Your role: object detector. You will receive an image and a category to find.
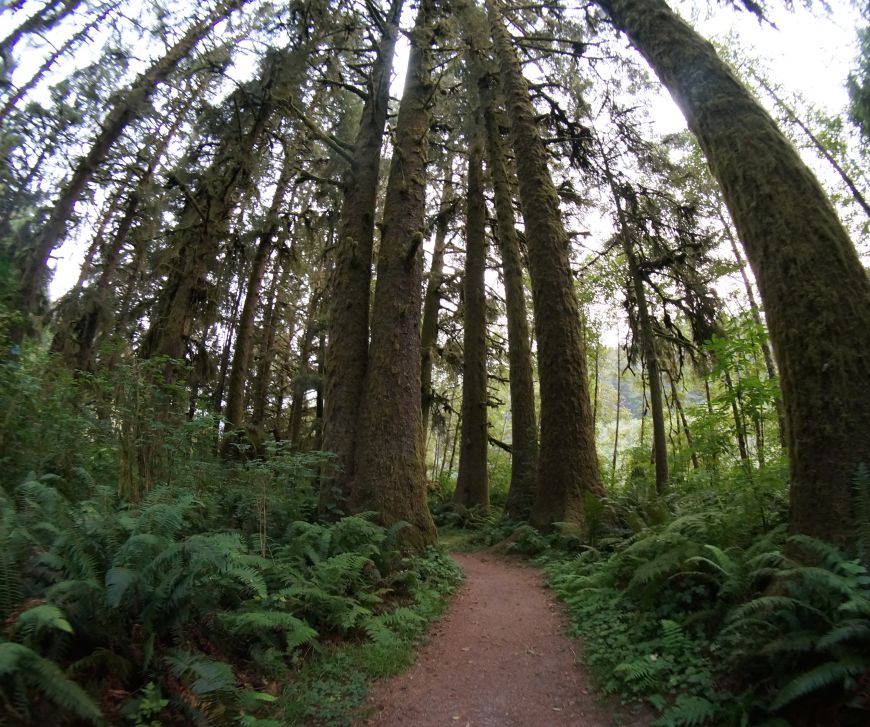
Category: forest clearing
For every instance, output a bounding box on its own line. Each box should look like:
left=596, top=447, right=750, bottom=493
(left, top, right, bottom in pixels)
left=1, top=0, right=869, bottom=724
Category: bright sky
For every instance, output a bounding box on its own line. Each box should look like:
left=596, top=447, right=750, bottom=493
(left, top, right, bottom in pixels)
left=26, top=0, right=864, bottom=299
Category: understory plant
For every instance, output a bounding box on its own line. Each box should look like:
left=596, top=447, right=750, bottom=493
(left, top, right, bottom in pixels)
left=0, top=472, right=460, bottom=726
left=542, top=464, right=869, bottom=726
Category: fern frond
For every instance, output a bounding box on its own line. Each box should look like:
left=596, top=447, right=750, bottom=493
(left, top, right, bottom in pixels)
left=770, top=656, right=867, bottom=710
left=166, top=651, right=237, bottom=695
left=0, top=641, right=102, bottom=721
left=658, top=694, right=717, bottom=726
left=786, top=535, right=847, bottom=569
left=223, top=566, right=268, bottom=599
left=104, top=566, right=137, bottom=607
left=727, top=595, right=802, bottom=622
left=13, top=604, right=74, bottom=642
left=815, top=620, right=870, bottom=650
left=760, top=630, right=820, bottom=656
left=222, top=610, right=318, bottom=651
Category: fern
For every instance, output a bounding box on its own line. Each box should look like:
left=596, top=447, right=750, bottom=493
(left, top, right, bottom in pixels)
left=166, top=650, right=237, bottom=695
left=223, top=610, right=317, bottom=644
left=0, top=641, right=102, bottom=722
left=657, top=694, right=717, bottom=726
left=852, top=463, right=870, bottom=566
left=13, top=603, right=74, bottom=643
left=769, top=656, right=867, bottom=710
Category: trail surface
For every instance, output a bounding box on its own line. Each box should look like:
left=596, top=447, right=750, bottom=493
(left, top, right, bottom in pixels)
left=360, top=551, right=649, bottom=727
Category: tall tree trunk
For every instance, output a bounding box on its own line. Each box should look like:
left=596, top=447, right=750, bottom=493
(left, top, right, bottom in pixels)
left=139, top=50, right=287, bottom=389
left=592, top=339, right=600, bottom=430
left=597, top=0, right=870, bottom=545
left=222, top=151, right=295, bottom=452
left=487, top=0, right=604, bottom=534
left=420, top=160, right=454, bottom=433
left=625, top=241, right=668, bottom=494
left=719, top=209, right=787, bottom=449
left=289, top=298, right=319, bottom=450
left=351, top=0, right=438, bottom=550
left=612, top=339, right=622, bottom=479
left=477, top=56, right=539, bottom=521
left=668, top=372, right=699, bottom=471
left=453, top=128, right=489, bottom=511
left=251, top=256, right=288, bottom=429
left=723, top=369, right=750, bottom=467
left=599, top=134, right=668, bottom=494
left=212, top=284, right=243, bottom=416
left=320, top=0, right=405, bottom=513
left=52, top=76, right=207, bottom=369
left=17, top=0, right=249, bottom=315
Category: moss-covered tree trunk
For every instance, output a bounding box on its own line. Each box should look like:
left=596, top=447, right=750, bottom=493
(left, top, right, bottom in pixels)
left=51, top=78, right=207, bottom=371
left=719, top=210, right=786, bottom=449
left=251, top=255, right=291, bottom=430
left=421, top=161, right=454, bottom=434
left=479, top=83, right=538, bottom=520
left=320, top=0, right=404, bottom=513
left=139, top=50, right=289, bottom=388
left=453, top=128, right=489, bottom=511
left=486, top=0, right=604, bottom=534
left=289, top=298, right=320, bottom=450
left=351, top=0, right=438, bottom=550
left=597, top=0, right=870, bottom=545
left=222, top=151, right=295, bottom=454
left=625, top=240, right=668, bottom=494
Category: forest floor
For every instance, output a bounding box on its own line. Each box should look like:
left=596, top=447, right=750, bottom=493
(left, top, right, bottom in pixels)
left=357, top=550, right=652, bottom=727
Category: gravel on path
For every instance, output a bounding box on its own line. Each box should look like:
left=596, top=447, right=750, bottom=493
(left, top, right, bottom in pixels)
left=359, top=551, right=651, bottom=727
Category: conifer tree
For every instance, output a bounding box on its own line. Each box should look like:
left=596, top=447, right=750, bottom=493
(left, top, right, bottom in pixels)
left=486, top=0, right=604, bottom=534
left=351, top=0, right=439, bottom=548
left=597, top=0, right=870, bottom=545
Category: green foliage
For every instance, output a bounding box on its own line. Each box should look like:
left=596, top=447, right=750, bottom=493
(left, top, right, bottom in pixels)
left=0, top=641, right=102, bottom=723
left=541, top=459, right=870, bottom=726
left=0, top=423, right=460, bottom=726
left=724, top=536, right=870, bottom=718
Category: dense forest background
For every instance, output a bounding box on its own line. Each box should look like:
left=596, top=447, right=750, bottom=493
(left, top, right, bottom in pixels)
left=1, top=0, right=869, bottom=724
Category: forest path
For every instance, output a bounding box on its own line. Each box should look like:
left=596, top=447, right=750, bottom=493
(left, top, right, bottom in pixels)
left=359, top=551, right=648, bottom=727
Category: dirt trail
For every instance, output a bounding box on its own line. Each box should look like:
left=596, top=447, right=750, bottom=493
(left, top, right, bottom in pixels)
left=360, top=552, right=649, bottom=727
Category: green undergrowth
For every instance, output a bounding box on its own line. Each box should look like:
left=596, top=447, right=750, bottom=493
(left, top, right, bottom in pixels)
left=0, top=473, right=461, bottom=726
left=0, top=347, right=462, bottom=726
left=463, top=465, right=870, bottom=726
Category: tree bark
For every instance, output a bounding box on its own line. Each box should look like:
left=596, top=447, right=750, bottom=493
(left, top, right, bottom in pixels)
left=251, top=255, right=289, bottom=429
left=222, top=151, right=295, bottom=452
left=52, top=76, right=207, bottom=370
left=597, top=0, right=870, bottom=545
left=351, top=0, right=438, bottom=550
left=471, top=48, right=540, bottom=521
left=320, top=0, right=404, bottom=513
left=719, top=209, right=787, bottom=449
left=139, top=49, right=286, bottom=389
left=421, top=160, right=454, bottom=434
left=487, top=0, right=604, bottom=534
left=625, top=241, right=668, bottom=494
left=453, top=127, right=489, bottom=511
